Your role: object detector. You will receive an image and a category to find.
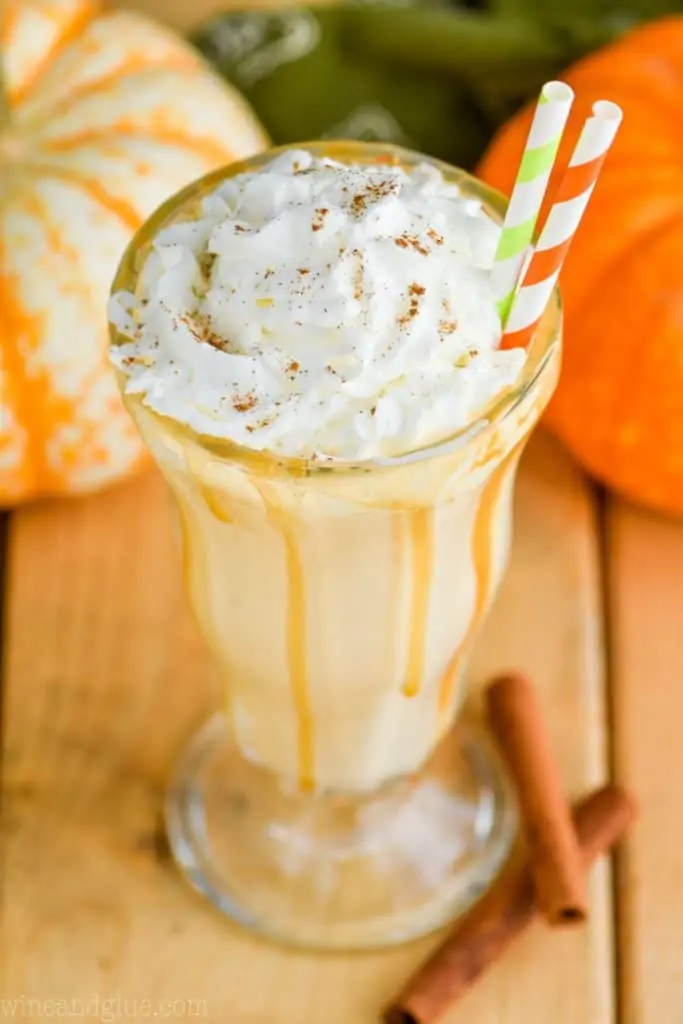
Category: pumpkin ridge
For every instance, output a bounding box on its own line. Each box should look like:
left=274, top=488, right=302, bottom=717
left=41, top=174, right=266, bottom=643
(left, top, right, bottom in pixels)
left=1, top=229, right=113, bottom=500
left=41, top=125, right=236, bottom=167
left=556, top=203, right=682, bottom=336
left=0, top=5, right=19, bottom=48
left=8, top=1, right=99, bottom=107
left=29, top=189, right=90, bottom=275
left=20, top=163, right=142, bottom=231
left=0, top=262, right=49, bottom=494
left=547, top=209, right=683, bottom=484
left=23, top=57, right=202, bottom=132
left=569, top=67, right=683, bottom=128
left=0, top=0, right=268, bottom=505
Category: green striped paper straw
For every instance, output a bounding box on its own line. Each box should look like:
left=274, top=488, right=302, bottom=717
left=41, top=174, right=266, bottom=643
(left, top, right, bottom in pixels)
left=493, top=81, right=574, bottom=327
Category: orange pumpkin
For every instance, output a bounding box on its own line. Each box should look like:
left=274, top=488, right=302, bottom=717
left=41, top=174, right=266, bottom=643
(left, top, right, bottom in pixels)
left=0, top=0, right=267, bottom=505
left=478, top=17, right=683, bottom=517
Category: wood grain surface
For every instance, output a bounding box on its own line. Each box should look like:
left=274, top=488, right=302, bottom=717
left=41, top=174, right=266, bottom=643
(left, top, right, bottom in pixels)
left=607, top=499, right=683, bottom=1024
left=1, top=433, right=613, bottom=1023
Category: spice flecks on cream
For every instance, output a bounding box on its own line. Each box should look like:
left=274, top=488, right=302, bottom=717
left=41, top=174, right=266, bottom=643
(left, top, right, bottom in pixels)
left=109, top=149, right=526, bottom=460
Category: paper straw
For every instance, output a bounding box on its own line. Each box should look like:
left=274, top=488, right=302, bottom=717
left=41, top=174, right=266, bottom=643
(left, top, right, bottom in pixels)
left=502, top=100, right=623, bottom=347
left=492, top=81, right=574, bottom=325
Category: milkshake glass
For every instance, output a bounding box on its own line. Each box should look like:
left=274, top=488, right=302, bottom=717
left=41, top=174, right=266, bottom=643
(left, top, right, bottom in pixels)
left=109, top=142, right=561, bottom=949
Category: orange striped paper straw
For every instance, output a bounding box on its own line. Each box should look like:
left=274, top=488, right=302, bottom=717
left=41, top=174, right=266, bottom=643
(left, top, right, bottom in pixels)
left=502, top=100, right=623, bottom=349
left=492, top=81, right=574, bottom=324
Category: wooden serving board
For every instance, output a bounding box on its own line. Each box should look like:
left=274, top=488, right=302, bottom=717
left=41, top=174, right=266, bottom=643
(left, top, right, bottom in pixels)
left=2, top=432, right=612, bottom=1024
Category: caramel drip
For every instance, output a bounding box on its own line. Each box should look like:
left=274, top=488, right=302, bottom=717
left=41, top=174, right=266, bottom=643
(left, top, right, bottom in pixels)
left=392, top=514, right=409, bottom=687
left=281, top=517, right=315, bottom=790
left=177, top=496, right=234, bottom=732
left=253, top=482, right=315, bottom=791
left=438, top=445, right=522, bottom=716
left=182, top=444, right=233, bottom=523
left=201, top=484, right=232, bottom=522
left=178, top=503, right=195, bottom=598
left=402, top=507, right=435, bottom=698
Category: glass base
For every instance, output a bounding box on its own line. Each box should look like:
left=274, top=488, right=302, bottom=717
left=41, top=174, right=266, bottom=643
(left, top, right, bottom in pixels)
left=166, top=715, right=517, bottom=951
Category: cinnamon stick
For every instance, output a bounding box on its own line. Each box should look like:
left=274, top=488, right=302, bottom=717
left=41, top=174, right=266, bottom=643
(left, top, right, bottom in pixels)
left=384, top=784, right=635, bottom=1024
left=487, top=673, right=587, bottom=925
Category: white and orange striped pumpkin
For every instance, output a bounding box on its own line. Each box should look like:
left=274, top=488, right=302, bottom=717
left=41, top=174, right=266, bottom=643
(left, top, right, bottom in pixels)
left=0, top=0, right=267, bottom=504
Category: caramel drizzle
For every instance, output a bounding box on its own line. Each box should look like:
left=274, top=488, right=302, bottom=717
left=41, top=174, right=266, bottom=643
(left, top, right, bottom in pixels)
left=253, top=482, right=315, bottom=791
left=183, top=442, right=234, bottom=525
left=280, top=516, right=315, bottom=791
left=177, top=496, right=234, bottom=731
left=438, top=444, right=523, bottom=716
left=177, top=502, right=196, bottom=611
left=402, top=507, right=435, bottom=697
left=201, top=484, right=232, bottom=523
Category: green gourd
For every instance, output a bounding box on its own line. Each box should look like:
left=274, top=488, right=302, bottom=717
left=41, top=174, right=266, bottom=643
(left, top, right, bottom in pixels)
left=191, top=1, right=653, bottom=169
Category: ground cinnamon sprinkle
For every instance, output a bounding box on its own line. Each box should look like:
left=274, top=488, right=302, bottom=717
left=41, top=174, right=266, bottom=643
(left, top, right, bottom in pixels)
left=351, top=193, right=366, bottom=217
left=351, top=249, right=364, bottom=301
left=287, top=360, right=300, bottom=374
left=395, top=233, right=429, bottom=256
left=349, top=178, right=398, bottom=218
left=398, top=298, right=421, bottom=328
left=395, top=282, right=426, bottom=328
left=312, top=207, right=329, bottom=232
left=439, top=299, right=458, bottom=337
left=439, top=319, right=459, bottom=338
left=233, top=393, right=256, bottom=413
left=427, top=227, right=444, bottom=246
left=178, top=312, right=228, bottom=352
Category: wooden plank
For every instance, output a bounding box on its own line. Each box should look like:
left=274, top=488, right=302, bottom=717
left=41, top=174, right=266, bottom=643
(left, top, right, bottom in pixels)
left=607, top=498, right=683, bottom=1024
left=1, top=432, right=613, bottom=1024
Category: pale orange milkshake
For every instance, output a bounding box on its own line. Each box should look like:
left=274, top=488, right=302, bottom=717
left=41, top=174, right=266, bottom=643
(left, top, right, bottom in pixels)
left=110, top=142, right=560, bottom=948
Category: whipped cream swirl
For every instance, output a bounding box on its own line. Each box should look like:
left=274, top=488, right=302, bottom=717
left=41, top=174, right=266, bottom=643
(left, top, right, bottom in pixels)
left=109, top=148, right=526, bottom=461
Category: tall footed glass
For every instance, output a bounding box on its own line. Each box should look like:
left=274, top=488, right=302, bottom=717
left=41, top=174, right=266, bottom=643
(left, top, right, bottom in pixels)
left=110, top=142, right=561, bottom=950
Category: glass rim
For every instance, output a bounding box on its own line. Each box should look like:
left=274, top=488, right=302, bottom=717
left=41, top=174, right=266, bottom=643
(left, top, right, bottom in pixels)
left=110, top=140, right=562, bottom=476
